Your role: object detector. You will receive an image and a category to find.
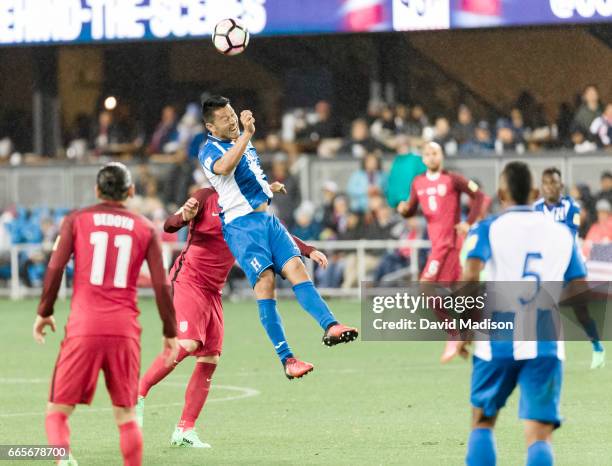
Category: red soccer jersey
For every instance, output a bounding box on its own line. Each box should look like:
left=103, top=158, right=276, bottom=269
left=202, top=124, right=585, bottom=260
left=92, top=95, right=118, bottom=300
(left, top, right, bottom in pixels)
left=403, top=170, right=483, bottom=251
left=165, top=188, right=315, bottom=293
left=37, top=202, right=176, bottom=340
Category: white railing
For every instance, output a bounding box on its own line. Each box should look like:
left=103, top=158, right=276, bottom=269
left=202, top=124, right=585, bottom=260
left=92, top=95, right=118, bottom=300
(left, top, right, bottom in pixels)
left=0, top=239, right=433, bottom=300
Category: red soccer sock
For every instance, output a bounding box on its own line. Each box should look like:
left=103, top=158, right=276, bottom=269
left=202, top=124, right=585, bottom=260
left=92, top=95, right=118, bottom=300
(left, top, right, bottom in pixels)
left=139, top=346, right=191, bottom=398
left=45, top=411, right=70, bottom=462
left=118, top=420, right=142, bottom=466
left=178, top=362, right=217, bottom=430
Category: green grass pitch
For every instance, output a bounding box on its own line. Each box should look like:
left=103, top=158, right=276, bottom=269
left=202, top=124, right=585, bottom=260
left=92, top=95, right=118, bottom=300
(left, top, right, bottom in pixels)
left=0, top=298, right=610, bottom=465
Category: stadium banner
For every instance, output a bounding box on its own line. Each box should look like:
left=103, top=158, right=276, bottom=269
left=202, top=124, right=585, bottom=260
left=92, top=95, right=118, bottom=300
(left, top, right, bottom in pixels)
left=0, top=0, right=394, bottom=46
left=392, top=0, right=451, bottom=31
left=450, top=0, right=612, bottom=28
left=361, top=281, right=612, bottom=341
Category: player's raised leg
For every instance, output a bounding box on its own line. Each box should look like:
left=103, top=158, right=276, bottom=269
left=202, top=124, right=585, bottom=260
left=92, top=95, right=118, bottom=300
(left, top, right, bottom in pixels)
left=281, top=256, right=358, bottom=346
left=254, top=268, right=313, bottom=379
left=137, top=342, right=193, bottom=427
left=170, top=353, right=217, bottom=448
left=113, top=406, right=142, bottom=466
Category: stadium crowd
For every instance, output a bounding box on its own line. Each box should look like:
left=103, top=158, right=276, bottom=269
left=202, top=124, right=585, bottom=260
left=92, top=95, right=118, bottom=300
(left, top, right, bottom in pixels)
left=1, top=84, right=611, bottom=288
left=1, top=86, right=612, bottom=165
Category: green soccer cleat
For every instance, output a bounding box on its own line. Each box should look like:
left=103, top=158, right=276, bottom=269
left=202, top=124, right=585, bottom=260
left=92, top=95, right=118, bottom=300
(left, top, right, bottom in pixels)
left=58, top=453, right=78, bottom=466
left=591, top=349, right=605, bottom=369
left=170, top=426, right=211, bottom=448
left=136, top=395, right=145, bottom=428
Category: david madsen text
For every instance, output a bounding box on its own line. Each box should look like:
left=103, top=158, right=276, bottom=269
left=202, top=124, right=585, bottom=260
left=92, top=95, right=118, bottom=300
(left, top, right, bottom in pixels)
left=371, top=292, right=514, bottom=331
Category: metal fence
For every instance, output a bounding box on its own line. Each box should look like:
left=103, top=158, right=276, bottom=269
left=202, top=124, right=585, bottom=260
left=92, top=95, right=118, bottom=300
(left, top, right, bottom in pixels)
left=0, top=239, right=432, bottom=300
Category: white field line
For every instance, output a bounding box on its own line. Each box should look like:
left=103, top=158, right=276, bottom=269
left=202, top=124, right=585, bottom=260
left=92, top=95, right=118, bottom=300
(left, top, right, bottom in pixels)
left=0, top=382, right=259, bottom=418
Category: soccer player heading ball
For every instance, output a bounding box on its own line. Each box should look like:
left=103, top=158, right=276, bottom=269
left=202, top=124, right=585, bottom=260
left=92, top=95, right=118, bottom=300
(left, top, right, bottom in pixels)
left=198, top=96, right=358, bottom=378
left=34, top=162, right=179, bottom=466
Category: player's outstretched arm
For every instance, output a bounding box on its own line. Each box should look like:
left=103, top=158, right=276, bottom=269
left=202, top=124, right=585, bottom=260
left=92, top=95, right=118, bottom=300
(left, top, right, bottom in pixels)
left=291, top=236, right=328, bottom=269
left=164, top=198, right=199, bottom=232
left=452, top=173, right=485, bottom=225
left=213, top=110, right=255, bottom=176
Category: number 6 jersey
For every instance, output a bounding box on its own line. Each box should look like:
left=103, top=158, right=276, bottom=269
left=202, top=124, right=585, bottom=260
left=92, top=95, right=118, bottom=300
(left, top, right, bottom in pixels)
left=37, top=202, right=176, bottom=340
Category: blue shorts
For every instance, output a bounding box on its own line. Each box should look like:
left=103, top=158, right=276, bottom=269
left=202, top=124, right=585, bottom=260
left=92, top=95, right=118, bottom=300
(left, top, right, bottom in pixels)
left=470, top=356, right=563, bottom=428
left=223, top=212, right=301, bottom=287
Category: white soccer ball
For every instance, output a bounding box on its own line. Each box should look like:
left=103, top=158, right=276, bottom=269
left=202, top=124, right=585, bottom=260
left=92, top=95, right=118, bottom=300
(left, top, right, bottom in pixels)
left=212, top=18, right=250, bottom=56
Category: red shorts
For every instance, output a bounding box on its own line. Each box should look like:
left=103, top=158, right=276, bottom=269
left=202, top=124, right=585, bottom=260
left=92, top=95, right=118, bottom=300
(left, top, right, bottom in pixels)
left=172, top=280, right=224, bottom=357
left=49, top=335, right=140, bottom=407
left=421, top=247, right=462, bottom=282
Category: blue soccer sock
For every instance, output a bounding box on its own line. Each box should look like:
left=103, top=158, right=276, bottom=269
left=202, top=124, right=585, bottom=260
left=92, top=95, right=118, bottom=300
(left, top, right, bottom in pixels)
left=582, top=318, right=604, bottom=352
left=292, top=281, right=337, bottom=330
left=257, top=299, right=293, bottom=364
left=526, top=441, right=553, bottom=466
left=466, top=428, right=496, bottom=466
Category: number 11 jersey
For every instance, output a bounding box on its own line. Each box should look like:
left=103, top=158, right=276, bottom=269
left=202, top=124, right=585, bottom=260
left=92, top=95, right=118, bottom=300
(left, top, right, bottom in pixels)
left=37, top=202, right=173, bottom=340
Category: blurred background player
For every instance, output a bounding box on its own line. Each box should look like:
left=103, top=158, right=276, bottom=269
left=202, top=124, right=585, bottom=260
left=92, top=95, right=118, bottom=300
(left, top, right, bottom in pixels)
left=199, top=95, right=358, bottom=378
left=137, top=187, right=326, bottom=447
left=459, top=161, right=587, bottom=466
left=33, top=163, right=178, bottom=466
left=534, top=167, right=605, bottom=368
left=397, top=141, right=484, bottom=362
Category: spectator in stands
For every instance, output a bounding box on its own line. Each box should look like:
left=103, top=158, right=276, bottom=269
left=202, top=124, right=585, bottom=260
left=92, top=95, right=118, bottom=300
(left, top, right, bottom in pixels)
left=338, top=118, right=388, bottom=158
left=268, top=154, right=301, bottom=229
left=90, top=110, right=117, bottom=155
left=573, top=85, right=602, bottom=135
left=373, top=216, right=423, bottom=285
left=147, top=105, right=179, bottom=155
left=583, top=199, right=612, bottom=259
left=132, top=178, right=165, bottom=219
left=461, top=121, right=494, bottom=155
left=494, top=118, right=525, bottom=155
left=320, top=194, right=350, bottom=239
left=596, top=171, right=612, bottom=205
left=162, top=150, right=195, bottom=212
left=452, top=104, right=475, bottom=148
left=177, top=103, right=203, bottom=153
left=346, top=152, right=388, bottom=213
left=291, top=201, right=321, bottom=240
left=394, top=104, right=409, bottom=134
left=371, top=105, right=399, bottom=145
left=402, top=104, right=429, bottom=137
left=570, top=183, right=597, bottom=229
left=316, top=181, right=338, bottom=233
left=386, top=138, right=427, bottom=208
left=571, top=129, right=598, bottom=154
left=509, top=107, right=529, bottom=143
left=430, top=117, right=457, bottom=156
left=589, top=103, right=612, bottom=148
left=297, top=100, right=341, bottom=144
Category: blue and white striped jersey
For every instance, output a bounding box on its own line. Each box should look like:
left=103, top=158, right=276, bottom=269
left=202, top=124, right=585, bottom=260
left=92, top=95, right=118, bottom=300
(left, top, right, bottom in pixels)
left=464, top=206, right=587, bottom=361
left=199, top=134, right=272, bottom=224
left=533, top=195, right=580, bottom=235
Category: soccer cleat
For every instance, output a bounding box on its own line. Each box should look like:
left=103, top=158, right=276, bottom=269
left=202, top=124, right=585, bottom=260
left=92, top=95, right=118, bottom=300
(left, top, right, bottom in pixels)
left=170, top=426, right=211, bottom=448
left=440, top=339, right=462, bottom=363
left=136, top=395, right=145, bottom=428
left=591, top=349, right=605, bottom=369
left=284, top=357, right=314, bottom=379
left=58, top=453, right=78, bottom=466
left=322, top=324, right=359, bottom=346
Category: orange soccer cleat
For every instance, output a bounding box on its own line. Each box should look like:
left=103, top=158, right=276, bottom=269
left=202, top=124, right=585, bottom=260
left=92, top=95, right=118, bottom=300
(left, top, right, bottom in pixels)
left=322, top=323, right=359, bottom=347
left=284, top=357, right=314, bottom=380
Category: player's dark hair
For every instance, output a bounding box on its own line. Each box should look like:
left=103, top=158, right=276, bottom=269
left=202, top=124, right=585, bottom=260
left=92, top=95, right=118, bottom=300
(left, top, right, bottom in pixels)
left=542, top=167, right=562, bottom=179
left=601, top=170, right=612, bottom=180
left=96, top=162, right=132, bottom=201
left=501, top=161, right=532, bottom=205
left=202, top=95, right=230, bottom=124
